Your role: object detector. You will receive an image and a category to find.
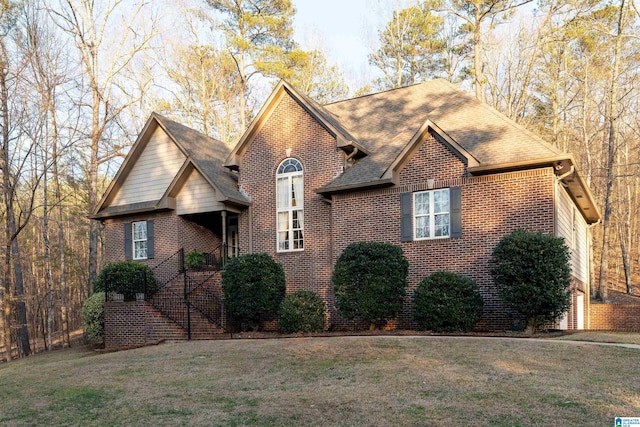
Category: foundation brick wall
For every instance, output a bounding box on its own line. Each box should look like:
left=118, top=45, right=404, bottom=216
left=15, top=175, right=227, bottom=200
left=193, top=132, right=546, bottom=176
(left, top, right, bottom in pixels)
left=238, top=91, right=342, bottom=319
left=103, top=211, right=220, bottom=270
left=589, top=303, right=640, bottom=331
left=104, top=301, right=186, bottom=349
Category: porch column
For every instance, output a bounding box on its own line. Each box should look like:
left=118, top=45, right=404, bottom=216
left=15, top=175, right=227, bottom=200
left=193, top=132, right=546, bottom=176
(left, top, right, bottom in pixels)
left=221, top=210, right=227, bottom=248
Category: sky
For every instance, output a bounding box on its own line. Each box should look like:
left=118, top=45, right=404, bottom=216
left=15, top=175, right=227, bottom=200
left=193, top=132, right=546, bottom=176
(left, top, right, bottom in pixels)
left=290, top=0, right=539, bottom=91
left=291, top=0, right=395, bottom=90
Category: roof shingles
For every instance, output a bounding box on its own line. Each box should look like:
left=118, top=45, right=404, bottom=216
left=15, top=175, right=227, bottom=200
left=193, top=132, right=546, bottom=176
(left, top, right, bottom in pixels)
left=320, top=79, right=564, bottom=190
left=155, top=114, right=248, bottom=205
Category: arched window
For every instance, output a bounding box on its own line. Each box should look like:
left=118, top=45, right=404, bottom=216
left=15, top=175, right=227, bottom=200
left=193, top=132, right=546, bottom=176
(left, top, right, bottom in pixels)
left=276, top=158, right=304, bottom=251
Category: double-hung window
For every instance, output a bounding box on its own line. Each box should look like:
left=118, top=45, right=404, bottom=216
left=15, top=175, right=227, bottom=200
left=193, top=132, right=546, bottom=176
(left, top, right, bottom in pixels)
left=124, top=220, right=154, bottom=260
left=276, top=158, right=304, bottom=252
left=132, top=221, right=148, bottom=259
left=413, top=189, right=450, bottom=239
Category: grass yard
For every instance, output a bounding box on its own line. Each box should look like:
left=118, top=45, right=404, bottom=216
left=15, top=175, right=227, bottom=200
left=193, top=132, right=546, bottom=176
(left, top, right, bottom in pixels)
left=1, top=335, right=639, bottom=426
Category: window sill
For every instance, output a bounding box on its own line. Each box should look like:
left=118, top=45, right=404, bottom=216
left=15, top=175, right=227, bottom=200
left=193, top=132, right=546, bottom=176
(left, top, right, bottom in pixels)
left=276, top=249, right=304, bottom=254
left=413, top=236, right=451, bottom=241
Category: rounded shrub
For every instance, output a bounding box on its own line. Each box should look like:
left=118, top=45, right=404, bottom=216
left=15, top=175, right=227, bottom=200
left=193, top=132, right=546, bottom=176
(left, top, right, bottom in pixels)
left=222, top=253, right=286, bottom=331
left=413, top=271, right=483, bottom=332
left=279, top=291, right=326, bottom=333
left=332, top=241, right=409, bottom=329
left=93, top=261, right=158, bottom=300
left=82, top=292, right=105, bottom=344
left=491, top=230, right=571, bottom=333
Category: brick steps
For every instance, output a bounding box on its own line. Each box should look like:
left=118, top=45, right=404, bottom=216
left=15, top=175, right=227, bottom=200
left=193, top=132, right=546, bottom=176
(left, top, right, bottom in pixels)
left=144, top=305, right=188, bottom=340
left=149, top=271, right=225, bottom=339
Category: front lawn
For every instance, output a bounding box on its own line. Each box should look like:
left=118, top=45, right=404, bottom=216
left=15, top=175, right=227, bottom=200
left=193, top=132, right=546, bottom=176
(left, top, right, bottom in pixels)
left=1, top=335, right=638, bottom=426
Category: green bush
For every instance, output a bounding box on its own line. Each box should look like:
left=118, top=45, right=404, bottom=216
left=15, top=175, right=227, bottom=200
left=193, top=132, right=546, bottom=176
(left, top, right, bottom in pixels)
left=491, top=230, right=571, bottom=333
left=413, top=271, right=483, bottom=332
left=279, top=291, right=326, bottom=333
left=82, top=292, right=105, bottom=344
left=222, top=253, right=286, bottom=331
left=332, top=241, right=409, bottom=329
left=93, top=261, right=158, bottom=300
left=186, top=250, right=206, bottom=269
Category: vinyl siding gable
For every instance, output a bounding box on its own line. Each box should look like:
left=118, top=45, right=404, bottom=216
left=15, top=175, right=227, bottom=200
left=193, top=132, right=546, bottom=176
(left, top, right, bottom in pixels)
left=111, top=126, right=186, bottom=206
left=175, top=168, right=223, bottom=215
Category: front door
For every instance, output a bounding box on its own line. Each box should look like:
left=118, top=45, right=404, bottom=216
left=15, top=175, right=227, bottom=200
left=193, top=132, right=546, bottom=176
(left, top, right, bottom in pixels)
left=226, top=215, right=239, bottom=259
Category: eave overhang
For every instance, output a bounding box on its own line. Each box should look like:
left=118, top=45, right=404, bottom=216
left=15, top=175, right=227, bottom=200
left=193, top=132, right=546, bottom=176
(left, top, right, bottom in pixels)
left=315, top=178, right=394, bottom=196
left=469, top=155, right=601, bottom=224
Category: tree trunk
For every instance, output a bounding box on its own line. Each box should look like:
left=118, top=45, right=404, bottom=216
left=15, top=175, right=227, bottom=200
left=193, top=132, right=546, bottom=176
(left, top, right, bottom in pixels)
left=8, top=213, right=31, bottom=357
left=473, top=12, right=484, bottom=101
left=88, top=86, right=100, bottom=295
left=1, top=46, right=31, bottom=359
left=51, top=104, right=70, bottom=348
left=619, top=224, right=632, bottom=294
left=43, top=143, right=53, bottom=350
left=597, top=0, right=627, bottom=301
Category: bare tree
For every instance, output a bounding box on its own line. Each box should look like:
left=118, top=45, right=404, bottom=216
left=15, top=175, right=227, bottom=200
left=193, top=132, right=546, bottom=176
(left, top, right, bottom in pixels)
left=49, top=0, right=159, bottom=293
left=597, top=0, right=630, bottom=301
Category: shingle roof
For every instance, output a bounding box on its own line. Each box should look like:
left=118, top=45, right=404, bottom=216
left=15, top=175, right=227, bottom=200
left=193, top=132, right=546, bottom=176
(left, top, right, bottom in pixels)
left=320, top=79, right=564, bottom=191
left=154, top=114, right=248, bottom=205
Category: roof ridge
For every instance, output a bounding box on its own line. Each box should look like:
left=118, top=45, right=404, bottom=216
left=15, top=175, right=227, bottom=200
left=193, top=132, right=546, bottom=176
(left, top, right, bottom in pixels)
left=323, top=81, right=425, bottom=106
left=153, top=112, right=226, bottom=146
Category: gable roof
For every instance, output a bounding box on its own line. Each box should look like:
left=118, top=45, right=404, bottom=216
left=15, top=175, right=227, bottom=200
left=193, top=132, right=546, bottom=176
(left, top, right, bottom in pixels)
left=309, top=79, right=599, bottom=223
left=225, top=80, right=366, bottom=170
left=156, top=115, right=247, bottom=205
left=92, top=113, right=248, bottom=219
left=319, top=79, right=565, bottom=191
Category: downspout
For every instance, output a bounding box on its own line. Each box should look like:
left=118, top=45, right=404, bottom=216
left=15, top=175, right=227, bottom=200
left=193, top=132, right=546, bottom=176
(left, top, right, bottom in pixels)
left=343, top=147, right=359, bottom=169
left=248, top=205, right=253, bottom=254
left=556, top=165, right=575, bottom=182
left=552, top=165, right=574, bottom=237
left=221, top=210, right=227, bottom=265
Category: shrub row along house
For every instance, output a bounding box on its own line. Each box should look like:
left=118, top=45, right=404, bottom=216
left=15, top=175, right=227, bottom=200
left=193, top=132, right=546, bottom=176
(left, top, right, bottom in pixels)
left=92, top=79, right=600, bottom=342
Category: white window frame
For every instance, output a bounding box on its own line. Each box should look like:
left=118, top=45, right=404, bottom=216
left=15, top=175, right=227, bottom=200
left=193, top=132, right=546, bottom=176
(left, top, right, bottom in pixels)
left=276, top=158, right=304, bottom=252
left=413, top=189, right=450, bottom=240
left=132, top=221, right=148, bottom=260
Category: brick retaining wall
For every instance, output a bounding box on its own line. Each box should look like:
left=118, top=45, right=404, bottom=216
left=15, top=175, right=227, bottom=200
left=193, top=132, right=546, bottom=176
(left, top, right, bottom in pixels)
left=589, top=303, right=640, bottom=331
left=105, top=301, right=186, bottom=349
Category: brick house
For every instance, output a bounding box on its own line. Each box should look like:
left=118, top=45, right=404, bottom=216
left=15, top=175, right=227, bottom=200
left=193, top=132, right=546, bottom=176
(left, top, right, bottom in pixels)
left=94, top=79, right=600, bottom=334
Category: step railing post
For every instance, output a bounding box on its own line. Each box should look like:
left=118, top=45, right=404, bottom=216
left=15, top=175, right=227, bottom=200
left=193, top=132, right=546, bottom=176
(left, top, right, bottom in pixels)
left=185, top=276, right=191, bottom=340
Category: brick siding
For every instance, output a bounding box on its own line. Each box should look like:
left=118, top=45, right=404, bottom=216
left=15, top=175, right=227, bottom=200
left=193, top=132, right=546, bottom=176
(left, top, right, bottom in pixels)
left=103, top=211, right=221, bottom=270
left=104, top=301, right=186, bottom=349
left=103, top=91, right=587, bottom=335
left=332, top=167, right=555, bottom=330
left=236, top=91, right=561, bottom=331
left=237, top=91, right=342, bottom=326
left=589, top=303, right=640, bottom=331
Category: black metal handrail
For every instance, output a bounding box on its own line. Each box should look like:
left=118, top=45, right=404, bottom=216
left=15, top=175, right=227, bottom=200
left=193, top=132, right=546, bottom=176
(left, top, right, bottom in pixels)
left=184, top=273, right=225, bottom=328
left=104, top=269, right=153, bottom=302
left=152, top=248, right=185, bottom=289
left=105, top=244, right=233, bottom=337
left=188, top=242, right=237, bottom=272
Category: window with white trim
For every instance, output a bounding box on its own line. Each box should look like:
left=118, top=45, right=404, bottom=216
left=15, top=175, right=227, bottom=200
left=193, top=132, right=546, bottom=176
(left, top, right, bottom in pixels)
left=132, top=221, right=148, bottom=259
left=413, top=189, right=450, bottom=239
left=276, top=158, right=304, bottom=252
